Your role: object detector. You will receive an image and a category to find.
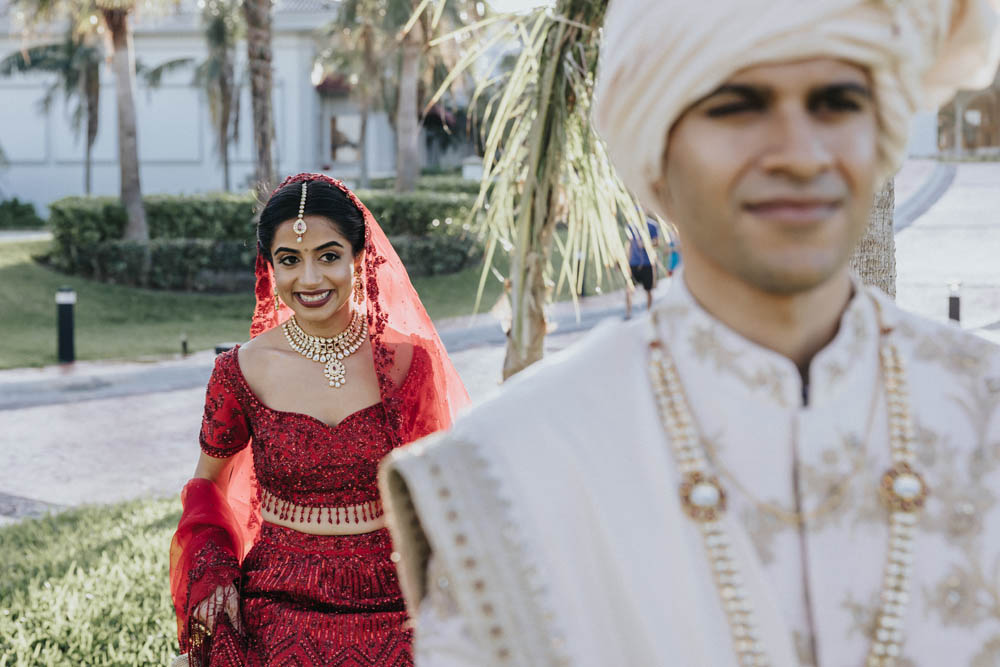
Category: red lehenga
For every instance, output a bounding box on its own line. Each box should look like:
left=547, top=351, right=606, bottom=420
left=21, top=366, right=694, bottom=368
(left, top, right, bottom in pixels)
left=169, top=174, right=470, bottom=666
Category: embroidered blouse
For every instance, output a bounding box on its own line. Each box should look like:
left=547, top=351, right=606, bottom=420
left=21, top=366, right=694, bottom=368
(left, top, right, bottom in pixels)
left=199, top=346, right=418, bottom=508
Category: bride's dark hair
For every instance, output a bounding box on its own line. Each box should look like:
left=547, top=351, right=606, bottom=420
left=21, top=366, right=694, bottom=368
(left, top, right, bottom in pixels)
left=257, top=179, right=366, bottom=261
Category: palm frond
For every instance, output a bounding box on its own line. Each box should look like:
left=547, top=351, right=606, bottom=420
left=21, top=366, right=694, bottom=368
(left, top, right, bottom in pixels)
left=429, top=0, right=642, bottom=364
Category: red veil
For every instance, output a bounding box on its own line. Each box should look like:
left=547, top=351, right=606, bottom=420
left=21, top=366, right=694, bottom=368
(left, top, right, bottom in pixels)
left=169, top=174, right=470, bottom=660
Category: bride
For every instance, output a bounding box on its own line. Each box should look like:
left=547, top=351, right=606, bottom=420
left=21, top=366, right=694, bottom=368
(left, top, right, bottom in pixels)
left=169, top=173, right=469, bottom=666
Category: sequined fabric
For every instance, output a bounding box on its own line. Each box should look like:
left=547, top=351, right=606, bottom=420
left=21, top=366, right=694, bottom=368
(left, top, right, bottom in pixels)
left=240, top=524, right=411, bottom=666
left=191, top=348, right=418, bottom=665
left=201, top=346, right=421, bottom=509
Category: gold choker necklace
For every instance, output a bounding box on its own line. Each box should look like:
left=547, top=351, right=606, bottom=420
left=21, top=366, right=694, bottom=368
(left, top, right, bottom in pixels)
left=282, top=311, right=367, bottom=388
left=647, top=298, right=928, bottom=667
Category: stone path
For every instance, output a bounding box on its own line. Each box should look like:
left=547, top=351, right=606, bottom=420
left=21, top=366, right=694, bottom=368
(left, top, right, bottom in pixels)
left=896, top=162, right=1000, bottom=331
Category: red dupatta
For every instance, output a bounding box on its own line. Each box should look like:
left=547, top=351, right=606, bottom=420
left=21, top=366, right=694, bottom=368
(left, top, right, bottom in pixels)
left=169, top=173, right=470, bottom=662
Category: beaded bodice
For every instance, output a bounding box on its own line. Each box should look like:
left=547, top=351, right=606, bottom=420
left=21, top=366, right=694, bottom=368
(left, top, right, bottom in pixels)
left=200, top=346, right=407, bottom=508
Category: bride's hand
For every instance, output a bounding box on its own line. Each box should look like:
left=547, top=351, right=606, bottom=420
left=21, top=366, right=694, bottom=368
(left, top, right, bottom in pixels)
left=192, top=584, right=242, bottom=634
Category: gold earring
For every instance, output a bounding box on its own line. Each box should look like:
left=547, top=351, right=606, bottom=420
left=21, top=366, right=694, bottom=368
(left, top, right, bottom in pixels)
left=273, top=284, right=281, bottom=313
left=353, top=276, right=365, bottom=305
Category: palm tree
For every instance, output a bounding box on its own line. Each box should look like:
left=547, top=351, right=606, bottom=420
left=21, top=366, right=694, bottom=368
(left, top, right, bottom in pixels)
left=141, top=0, right=242, bottom=190
left=199, top=0, right=240, bottom=191
left=242, top=0, right=275, bottom=195
left=331, top=0, right=481, bottom=192
left=850, top=180, right=896, bottom=297
left=15, top=0, right=152, bottom=239
left=319, top=0, right=387, bottom=188
left=96, top=0, right=147, bottom=240
left=429, top=0, right=637, bottom=377
left=0, top=29, right=102, bottom=193
left=394, top=6, right=423, bottom=192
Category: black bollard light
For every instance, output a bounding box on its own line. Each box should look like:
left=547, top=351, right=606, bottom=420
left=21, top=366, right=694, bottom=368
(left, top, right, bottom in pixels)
left=56, top=286, right=76, bottom=363
left=948, top=281, right=961, bottom=324
left=181, top=333, right=189, bottom=356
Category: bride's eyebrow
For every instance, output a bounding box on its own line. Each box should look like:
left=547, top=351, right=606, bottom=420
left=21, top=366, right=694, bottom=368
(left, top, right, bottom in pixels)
left=275, top=240, right=345, bottom=255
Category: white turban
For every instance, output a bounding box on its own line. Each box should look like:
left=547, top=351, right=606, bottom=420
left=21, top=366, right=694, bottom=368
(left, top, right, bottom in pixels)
left=592, top=0, right=1000, bottom=217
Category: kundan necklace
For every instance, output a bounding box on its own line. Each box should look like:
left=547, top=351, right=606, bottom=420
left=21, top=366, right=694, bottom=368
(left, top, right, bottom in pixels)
left=647, top=299, right=928, bottom=667
left=282, top=310, right=367, bottom=389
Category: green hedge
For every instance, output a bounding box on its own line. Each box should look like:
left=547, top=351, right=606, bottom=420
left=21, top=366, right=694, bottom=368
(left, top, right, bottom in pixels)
left=70, top=233, right=477, bottom=291
left=354, top=189, right=476, bottom=236
left=47, top=190, right=480, bottom=288
left=0, top=197, right=45, bottom=229
left=390, top=233, right=482, bottom=277
left=367, top=175, right=483, bottom=195
left=48, top=194, right=256, bottom=274
left=87, top=239, right=257, bottom=291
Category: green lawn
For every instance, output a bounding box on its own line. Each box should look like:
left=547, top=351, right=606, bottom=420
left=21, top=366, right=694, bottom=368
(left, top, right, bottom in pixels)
left=0, top=237, right=626, bottom=369
left=0, top=241, right=255, bottom=369
left=0, top=497, right=182, bottom=666
left=0, top=240, right=506, bottom=369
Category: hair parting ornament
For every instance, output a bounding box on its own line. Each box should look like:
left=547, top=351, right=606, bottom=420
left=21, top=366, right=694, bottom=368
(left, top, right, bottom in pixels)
left=293, top=182, right=308, bottom=242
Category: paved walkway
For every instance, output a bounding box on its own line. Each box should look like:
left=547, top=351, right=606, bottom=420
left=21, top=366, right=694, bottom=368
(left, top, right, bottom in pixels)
left=0, top=229, right=52, bottom=243
left=2, top=158, right=998, bottom=524
left=896, top=161, right=1000, bottom=331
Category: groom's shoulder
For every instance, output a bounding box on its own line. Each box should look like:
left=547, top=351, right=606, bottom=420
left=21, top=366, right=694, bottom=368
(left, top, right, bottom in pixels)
left=868, top=288, right=1000, bottom=390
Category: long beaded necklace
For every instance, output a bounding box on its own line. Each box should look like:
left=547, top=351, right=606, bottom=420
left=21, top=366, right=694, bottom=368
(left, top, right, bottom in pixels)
left=647, top=300, right=928, bottom=667
left=282, top=310, right=367, bottom=388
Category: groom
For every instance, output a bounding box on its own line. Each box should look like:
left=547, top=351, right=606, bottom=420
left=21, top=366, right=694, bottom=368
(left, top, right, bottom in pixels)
left=381, top=1, right=1000, bottom=665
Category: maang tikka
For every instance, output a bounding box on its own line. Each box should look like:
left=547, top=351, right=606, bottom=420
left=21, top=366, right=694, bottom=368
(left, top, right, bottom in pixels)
left=293, top=181, right=308, bottom=242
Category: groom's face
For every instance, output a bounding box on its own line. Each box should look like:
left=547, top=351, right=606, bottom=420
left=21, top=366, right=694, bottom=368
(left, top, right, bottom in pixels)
left=653, top=58, right=879, bottom=295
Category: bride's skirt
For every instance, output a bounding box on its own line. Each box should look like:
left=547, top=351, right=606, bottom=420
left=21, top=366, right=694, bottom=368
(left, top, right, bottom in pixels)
left=210, top=522, right=412, bottom=666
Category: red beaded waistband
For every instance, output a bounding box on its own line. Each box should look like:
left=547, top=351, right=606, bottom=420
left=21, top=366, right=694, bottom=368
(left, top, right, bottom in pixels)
left=260, top=487, right=384, bottom=525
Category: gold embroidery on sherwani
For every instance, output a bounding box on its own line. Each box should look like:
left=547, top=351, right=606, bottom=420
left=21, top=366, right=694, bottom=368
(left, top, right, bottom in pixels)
left=792, top=630, right=817, bottom=666
left=925, top=563, right=990, bottom=627
left=688, top=324, right=790, bottom=406
left=840, top=593, right=918, bottom=667
left=657, top=281, right=1000, bottom=664
left=971, top=635, right=1000, bottom=667
left=914, top=327, right=990, bottom=377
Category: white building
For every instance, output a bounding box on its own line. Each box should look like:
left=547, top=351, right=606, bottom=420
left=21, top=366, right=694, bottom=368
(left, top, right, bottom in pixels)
left=0, top=0, right=413, bottom=213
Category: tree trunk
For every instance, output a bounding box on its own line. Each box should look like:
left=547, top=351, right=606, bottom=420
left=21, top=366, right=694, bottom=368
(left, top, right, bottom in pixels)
left=500, top=19, right=570, bottom=378
left=219, top=52, right=234, bottom=191
left=104, top=9, right=147, bottom=240
left=502, top=221, right=556, bottom=379
left=394, top=25, right=421, bottom=193
left=953, top=94, right=967, bottom=157
left=84, top=133, right=93, bottom=195
left=244, top=0, right=275, bottom=195
left=84, top=60, right=99, bottom=195
left=358, top=26, right=374, bottom=189
left=359, top=104, right=370, bottom=189
left=850, top=179, right=896, bottom=298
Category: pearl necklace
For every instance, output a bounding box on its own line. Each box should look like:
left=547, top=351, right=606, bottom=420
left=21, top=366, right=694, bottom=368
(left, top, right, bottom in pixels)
left=647, top=302, right=928, bottom=667
left=282, top=310, right=367, bottom=388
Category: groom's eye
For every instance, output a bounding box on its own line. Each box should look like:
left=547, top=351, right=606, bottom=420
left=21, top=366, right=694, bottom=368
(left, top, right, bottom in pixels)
left=702, top=86, right=768, bottom=118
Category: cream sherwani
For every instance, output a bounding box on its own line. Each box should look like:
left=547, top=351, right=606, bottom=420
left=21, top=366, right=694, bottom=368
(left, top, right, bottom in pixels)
left=381, top=275, right=1000, bottom=666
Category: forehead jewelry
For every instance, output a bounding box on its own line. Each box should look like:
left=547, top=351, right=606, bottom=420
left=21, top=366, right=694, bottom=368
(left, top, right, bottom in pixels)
left=293, top=182, right=308, bottom=243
